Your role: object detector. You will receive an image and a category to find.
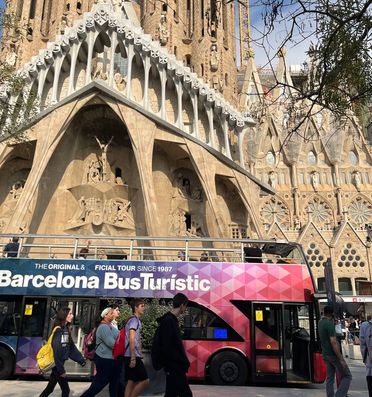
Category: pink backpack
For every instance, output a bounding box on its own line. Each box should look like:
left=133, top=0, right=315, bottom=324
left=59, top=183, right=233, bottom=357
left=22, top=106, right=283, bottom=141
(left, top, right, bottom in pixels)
left=83, top=327, right=97, bottom=361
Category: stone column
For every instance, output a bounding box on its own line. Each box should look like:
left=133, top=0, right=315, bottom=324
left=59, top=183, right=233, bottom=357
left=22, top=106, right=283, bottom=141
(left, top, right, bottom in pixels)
left=125, top=43, right=134, bottom=99
left=116, top=104, right=161, bottom=236
left=142, top=52, right=151, bottom=110
left=68, top=43, right=80, bottom=95
left=108, top=31, right=118, bottom=87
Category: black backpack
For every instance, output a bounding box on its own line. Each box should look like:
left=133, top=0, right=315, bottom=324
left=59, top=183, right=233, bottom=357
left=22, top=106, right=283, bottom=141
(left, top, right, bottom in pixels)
left=151, top=323, right=165, bottom=370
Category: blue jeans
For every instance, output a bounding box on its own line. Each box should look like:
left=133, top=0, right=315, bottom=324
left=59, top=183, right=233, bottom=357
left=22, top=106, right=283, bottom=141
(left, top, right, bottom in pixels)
left=80, top=355, right=120, bottom=397
left=324, top=355, right=352, bottom=397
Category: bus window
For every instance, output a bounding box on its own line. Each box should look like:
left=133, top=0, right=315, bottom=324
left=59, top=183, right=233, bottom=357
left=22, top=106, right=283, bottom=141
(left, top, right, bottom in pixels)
left=21, top=298, right=47, bottom=337
left=183, top=302, right=243, bottom=341
left=0, top=299, right=21, bottom=335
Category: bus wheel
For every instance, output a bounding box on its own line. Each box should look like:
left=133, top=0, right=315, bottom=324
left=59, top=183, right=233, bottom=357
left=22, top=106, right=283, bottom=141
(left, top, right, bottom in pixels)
left=209, top=351, right=248, bottom=386
left=0, top=346, right=14, bottom=379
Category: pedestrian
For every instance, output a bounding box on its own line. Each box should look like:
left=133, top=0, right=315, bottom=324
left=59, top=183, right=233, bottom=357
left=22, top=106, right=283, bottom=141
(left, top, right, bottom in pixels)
left=359, top=314, right=372, bottom=396
left=157, top=292, right=192, bottom=397
left=123, top=298, right=149, bottom=397
left=111, top=304, right=120, bottom=329
left=334, top=318, right=345, bottom=388
left=3, top=237, right=20, bottom=258
left=80, top=307, right=121, bottom=397
left=319, top=305, right=352, bottom=397
left=39, top=307, right=86, bottom=397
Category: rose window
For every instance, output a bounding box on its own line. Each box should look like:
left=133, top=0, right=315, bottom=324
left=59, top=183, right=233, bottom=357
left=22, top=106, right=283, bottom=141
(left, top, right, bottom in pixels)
left=260, top=198, right=290, bottom=228
left=348, top=197, right=372, bottom=228
left=305, top=197, right=333, bottom=228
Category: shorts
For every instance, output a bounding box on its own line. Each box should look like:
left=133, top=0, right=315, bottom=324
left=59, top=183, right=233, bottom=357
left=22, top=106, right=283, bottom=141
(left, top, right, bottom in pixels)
left=124, top=357, right=148, bottom=382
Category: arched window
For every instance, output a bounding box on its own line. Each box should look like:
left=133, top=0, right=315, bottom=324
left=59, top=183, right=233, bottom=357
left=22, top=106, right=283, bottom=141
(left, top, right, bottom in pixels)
left=307, top=151, right=317, bottom=165
left=348, top=150, right=358, bottom=165
left=338, top=278, right=352, bottom=295
left=266, top=151, right=275, bottom=166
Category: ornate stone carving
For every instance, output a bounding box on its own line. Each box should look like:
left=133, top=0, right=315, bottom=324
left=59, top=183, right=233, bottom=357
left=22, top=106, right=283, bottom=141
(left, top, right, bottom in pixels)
left=311, top=171, right=319, bottom=191
left=260, top=197, right=290, bottom=229
left=169, top=208, right=187, bottom=236
left=114, top=70, right=127, bottom=91
left=348, top=197, right=372, bottom=228
left=353, top=171, right=362, bottom=191
left=268, top=171, right=278, bottom=188
left=5, top=46, right=17, bottom=67
left=69, top=196, right=134, bottom=229
left=92, top=58, right=108, bottom=81
left=305, top=196, right=333, bottom=228
left=158, top=15, right=169, bottom=45
left=86, top=159, right=103, bottom=183
left=9, top=180, right=25, bottom=200
left=172, top=173, right=192, bottom=199
left=95, top=136, right=113, bottom=182
left=210, top=45, right=219, bottom=72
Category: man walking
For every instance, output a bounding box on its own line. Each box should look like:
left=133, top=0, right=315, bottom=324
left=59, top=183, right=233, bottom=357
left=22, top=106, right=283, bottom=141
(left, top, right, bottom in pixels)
left=124, top=299, right=149, bottom=397
left=158, top=292, right=192, bottom=397
left=359, top=314, right=372, bottom=396
left=319, top=305, right=352, bottom=397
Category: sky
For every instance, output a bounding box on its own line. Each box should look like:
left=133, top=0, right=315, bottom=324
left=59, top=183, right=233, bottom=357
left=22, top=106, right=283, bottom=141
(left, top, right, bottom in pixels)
left=242, top=0, right=313, bottom=69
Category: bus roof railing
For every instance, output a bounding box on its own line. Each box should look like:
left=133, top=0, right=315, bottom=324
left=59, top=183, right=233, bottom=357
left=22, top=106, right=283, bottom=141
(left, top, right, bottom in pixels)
left=0, top=234, right=305, bottom=264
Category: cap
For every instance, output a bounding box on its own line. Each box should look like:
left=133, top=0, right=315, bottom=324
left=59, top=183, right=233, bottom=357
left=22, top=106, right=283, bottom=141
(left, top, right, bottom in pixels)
left=101, top=307, right=112, bottom=318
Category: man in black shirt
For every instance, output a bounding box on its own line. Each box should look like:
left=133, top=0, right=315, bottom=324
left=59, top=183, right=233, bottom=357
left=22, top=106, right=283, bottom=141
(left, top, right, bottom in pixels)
left=3, top=237, right=19, bottom=258
left=158, top=293, right=192, bottom=397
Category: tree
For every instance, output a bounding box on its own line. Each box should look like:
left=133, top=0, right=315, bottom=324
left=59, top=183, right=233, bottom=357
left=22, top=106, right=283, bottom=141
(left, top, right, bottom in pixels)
left=0, top=0, right=38, bottom=141
left=243, top=0, right=371, bottom=135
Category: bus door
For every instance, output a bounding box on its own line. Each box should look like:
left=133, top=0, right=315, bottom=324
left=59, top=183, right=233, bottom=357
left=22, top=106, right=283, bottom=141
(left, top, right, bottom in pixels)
left=15, top=297, right=48, bottom=375
left=48, top=298, right=98, bottom=377
left=251, top=302, right=285, bottom=382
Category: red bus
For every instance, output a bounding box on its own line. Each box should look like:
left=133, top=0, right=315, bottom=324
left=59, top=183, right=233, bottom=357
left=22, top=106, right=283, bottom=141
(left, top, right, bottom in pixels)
left=0, top=234, right=325, bottom=385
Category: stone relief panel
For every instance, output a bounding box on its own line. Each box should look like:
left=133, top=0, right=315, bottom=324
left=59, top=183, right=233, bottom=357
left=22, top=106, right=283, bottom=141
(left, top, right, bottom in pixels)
left=168, top=169, right=205, bottom=237
left=68, top=195, right=134, bottom=230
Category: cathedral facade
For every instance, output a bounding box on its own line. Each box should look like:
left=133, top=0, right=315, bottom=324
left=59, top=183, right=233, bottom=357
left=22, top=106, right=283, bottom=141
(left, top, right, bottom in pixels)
left=0, top=0, right=371, bottom=297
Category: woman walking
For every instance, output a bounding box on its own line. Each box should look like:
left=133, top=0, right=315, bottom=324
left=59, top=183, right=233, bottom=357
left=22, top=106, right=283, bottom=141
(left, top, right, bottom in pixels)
left=39, top=307, right=86, bottom=397
left=80, top=307, right=121, bottom=397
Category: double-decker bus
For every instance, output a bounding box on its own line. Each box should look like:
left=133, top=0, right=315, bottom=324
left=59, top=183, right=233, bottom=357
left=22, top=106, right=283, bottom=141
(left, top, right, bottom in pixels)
left=0, top=234, right=325, bottom=385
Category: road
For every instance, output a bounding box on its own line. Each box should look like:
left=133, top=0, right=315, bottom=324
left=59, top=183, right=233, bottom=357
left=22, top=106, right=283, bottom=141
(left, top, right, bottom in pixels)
left=0, top=359, right=368, bottom=397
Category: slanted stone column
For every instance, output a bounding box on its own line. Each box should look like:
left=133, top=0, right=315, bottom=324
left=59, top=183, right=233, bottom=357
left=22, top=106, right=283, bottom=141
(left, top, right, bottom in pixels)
left=205, top=100, right=215, bottom=149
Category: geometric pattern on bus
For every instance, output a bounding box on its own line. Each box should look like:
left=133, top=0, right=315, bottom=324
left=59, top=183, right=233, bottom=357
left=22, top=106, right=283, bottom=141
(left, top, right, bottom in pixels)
left=15, top=337, right=43, bottom=375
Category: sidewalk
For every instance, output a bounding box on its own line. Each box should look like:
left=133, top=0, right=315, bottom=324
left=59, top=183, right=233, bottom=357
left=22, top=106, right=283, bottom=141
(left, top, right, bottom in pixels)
left=0, top=380, right=367, bottom=397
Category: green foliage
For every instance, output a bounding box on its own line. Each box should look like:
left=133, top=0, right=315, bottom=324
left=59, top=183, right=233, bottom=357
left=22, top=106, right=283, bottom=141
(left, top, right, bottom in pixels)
left=118, top=299, right=172, bottom=350
left=0, top=1, right=38, bottom=141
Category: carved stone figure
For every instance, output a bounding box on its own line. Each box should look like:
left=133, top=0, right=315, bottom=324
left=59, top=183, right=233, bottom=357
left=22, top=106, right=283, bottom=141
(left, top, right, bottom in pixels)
left=158, top=15, right=169, bottom=45
left=311, top=171, right=319, bottom=191
left=9, top=180, right=25, bottom=200
left=87, top=159, right=102, bottom=183
left=268, top=171, right=277, bottom=188
left=169, top=208, right=187, bottom=236
left=353, top=171, right=362, bottom=191
left=92, top=58, right=108, bottom=81
left=191, top=188, right=202, bottom=201
left=95, top=136, right=113, bottom=182
left=210, top=45, right=219, bottom=72
left=5, top=46, right=17, bottom=67
left=73, top=196, right=87, bottom=222
left=186, top=217, right=204, bottom=237
left=114, top=70, right=127, bottom=91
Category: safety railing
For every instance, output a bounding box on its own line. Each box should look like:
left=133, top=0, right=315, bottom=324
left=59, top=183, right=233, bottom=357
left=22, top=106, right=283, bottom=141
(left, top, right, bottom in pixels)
left=0, top=233, right=306, bottom=264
